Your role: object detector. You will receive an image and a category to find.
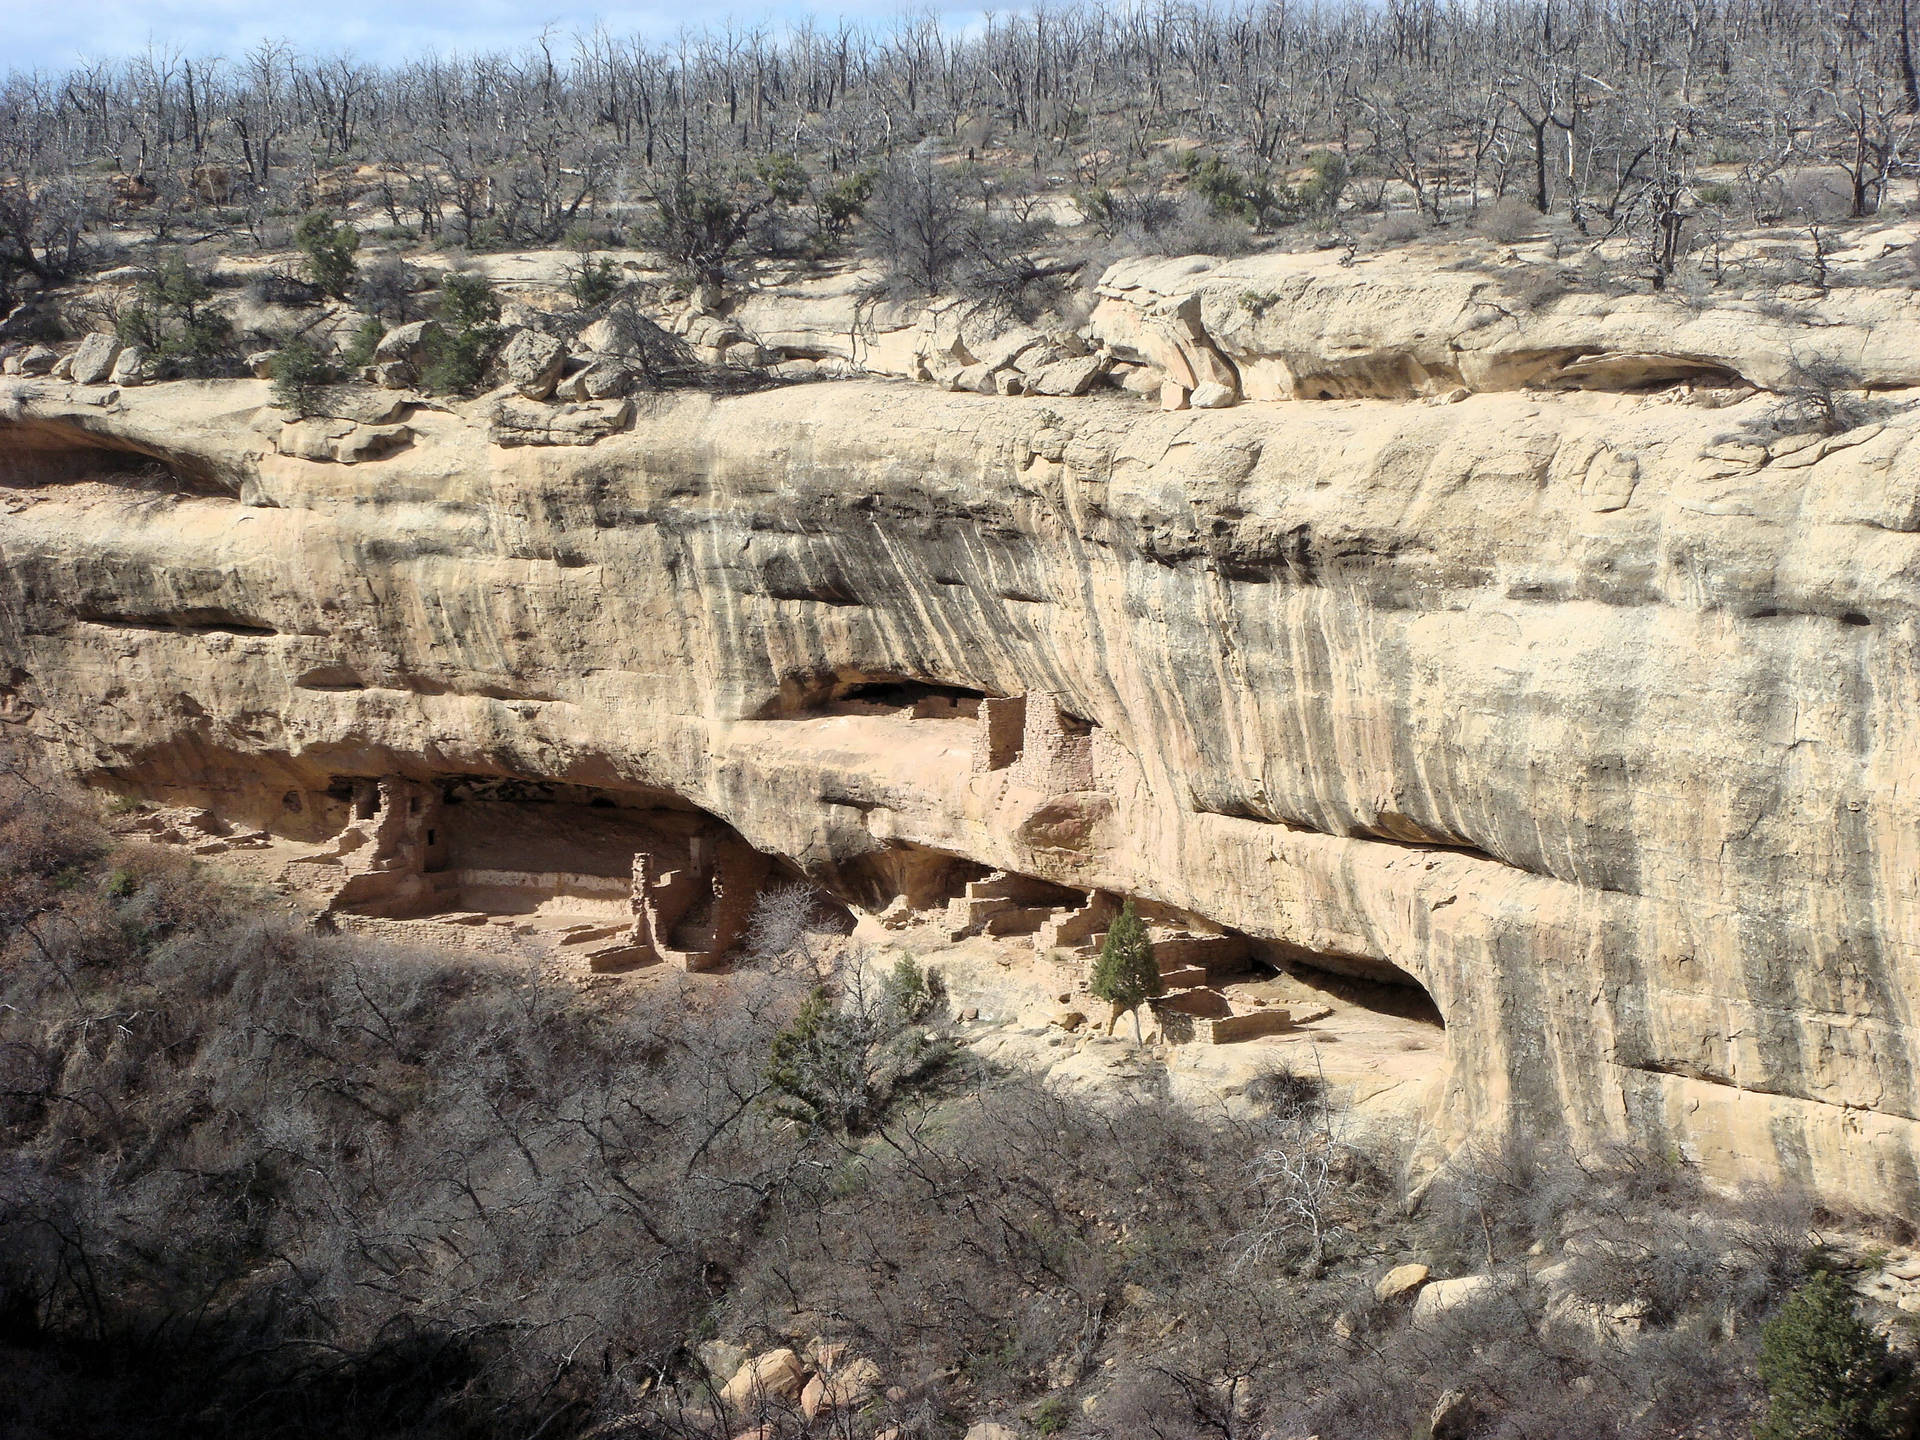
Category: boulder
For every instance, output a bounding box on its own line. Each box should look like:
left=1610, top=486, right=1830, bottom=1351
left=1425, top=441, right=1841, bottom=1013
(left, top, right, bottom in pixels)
left=1052, top=1010, right=1089, bottom=1031
left=489, top=396, right=632, bottom=447
left=501, top=328, right=568, bottom=400
left=70, top=333, right=123, bottom=384
left=276, top=418, right=356, bottom=462
left=1, top=355, right=17, bottom=376
left=1190, top=380, right=1236, bottom=408
left=798, top=1377, right=827, bottom=1418
left=50, top=354, right=73, bottom=379
left=554, top=361, right=634, bottom=402
left=580, top=363, right=636, bottom=398
left=696, top=1339, right=750, bottom=1382
left=1025, top=354, right=1106, bottom=397
left=318, top=386, right=409, bottom=426
left=968, top=328, right=1043, bottom=372
left=247, top=350, right=278, bottom=379
left=374, top=319, right=440, bottom=366
left=802, top=1356, right=880, bottom=1417
left=276, top=419, right=412, bottom=464
left=1411, top=1274, right=1498, bottom=1326
left=108, top=346, right=148, bottom=387
left=368, top=360, right=415, bottom=389
left=575, top=317, right=624, bottom=355
left=1012, top=342, right=1068, bottom=375
left=1374, top=1263, right=1430, bottom=1303
left=1160, top=380, right=1191, bottom=411
left=18, top=346, right=57, bottom=376
left=719, top=1348, right=807, bottom=1409
left=1112, top=362, right=1162, bottom=397
left=686, top=314, right=745, bottom=350
left=993, top=370, right=1025, bottom=396
left=964, top=1425, right=1020, bottom=1440
left=951, top=362, right=998, bottom=394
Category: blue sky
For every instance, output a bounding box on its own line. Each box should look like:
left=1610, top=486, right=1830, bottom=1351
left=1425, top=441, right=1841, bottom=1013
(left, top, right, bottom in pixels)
left=7, top=0, right=990, bottom=73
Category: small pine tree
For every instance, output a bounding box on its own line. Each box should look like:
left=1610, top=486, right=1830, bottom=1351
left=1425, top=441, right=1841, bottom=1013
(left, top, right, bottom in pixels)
left=420, top=271, right=502, bottom=394
left=115, top=254, right=234, bottom=374
left=1758, top=1270, right=1916, bottom=1440
left=1090, top=899, right=1162, bottom=1042
left=270, top=337, right=336, bottom=418
left=294, top=210, right=360, bottom=299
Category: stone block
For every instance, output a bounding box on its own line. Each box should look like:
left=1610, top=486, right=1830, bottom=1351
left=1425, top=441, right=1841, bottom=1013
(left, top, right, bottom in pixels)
left=70, top=333, right=122, bottom=384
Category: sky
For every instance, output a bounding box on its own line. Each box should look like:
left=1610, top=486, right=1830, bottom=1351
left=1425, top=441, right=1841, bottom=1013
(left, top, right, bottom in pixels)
left=5, top=0, right=993, bottom=73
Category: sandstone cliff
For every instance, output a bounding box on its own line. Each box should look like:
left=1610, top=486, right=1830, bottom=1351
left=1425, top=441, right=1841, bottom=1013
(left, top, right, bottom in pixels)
left=4, top=267, right=1919, bottom=1208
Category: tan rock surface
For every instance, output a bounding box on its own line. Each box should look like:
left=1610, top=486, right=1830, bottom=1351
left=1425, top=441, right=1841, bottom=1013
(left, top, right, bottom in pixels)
left=1092, top=248, right=1920, bottom=399
left=1375, top=1263, right=1431, bottom=1303
left=719, top=1349, right=807, bottom=1408
left=4, top=339, right=1920, bottom=1206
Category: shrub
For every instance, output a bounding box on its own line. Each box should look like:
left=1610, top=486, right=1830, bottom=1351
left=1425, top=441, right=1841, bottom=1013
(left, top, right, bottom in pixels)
left=114, top=253, right=237, bottom=374
left=269, top=336, right=336, bottom=416
left=761, top=955, right=945, bottom=1135
left=1477, top=195, right=1541, bottom=243
left=1779, top=355, right=1868, bottom=436
left=1297, top=150, right=1350, bottom=215
left=420, top=270, right=501, bottom=394
left=353, top=254, right=418, bottom=321
left=816, top=168, right=876, bottom=239
left=565, top=252, right=621, bottom=308
left=1370, top=209, right=1429, bottom=245
left=1187, top=153, right=1252, bottom=219
left=294, top=209, right=360, bottom=299
left=754, top=154, right=809, bottom=206
left=882, top=953, right=936, bottom=1021
left=243, top=266, right=324, bottom=307
left=649, top=175, right=760, bottom=291
left=1757, top=1271, right=1915, bottom=1440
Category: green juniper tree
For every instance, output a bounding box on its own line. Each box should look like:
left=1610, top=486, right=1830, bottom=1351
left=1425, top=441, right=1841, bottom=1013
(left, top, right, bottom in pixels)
left=1091, top=899, right=1162, bottom=1042
left=1758, top=1270, right=1916, bottom=1440
left=115, top=253, right=235, bottom=374
left=269, top=336, right=336, bottom=417
left=420, top=271, right=502, bottom=394
left=293, top=209, right=360, bottom=299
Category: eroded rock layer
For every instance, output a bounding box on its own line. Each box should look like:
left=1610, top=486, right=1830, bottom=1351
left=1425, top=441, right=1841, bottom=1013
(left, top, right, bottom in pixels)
left=3, top=371, right=1917, bottom=1206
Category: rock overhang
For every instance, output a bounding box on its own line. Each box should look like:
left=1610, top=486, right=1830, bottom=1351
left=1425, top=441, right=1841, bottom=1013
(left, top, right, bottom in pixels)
left=2, top=372, right=1918, bottom=1206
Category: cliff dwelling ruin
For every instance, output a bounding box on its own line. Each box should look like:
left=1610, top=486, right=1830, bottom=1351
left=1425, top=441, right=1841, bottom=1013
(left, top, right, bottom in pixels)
left=97, top=669, right=1447, bottom=1081
left=9, top=217, right=1920, bottom=1208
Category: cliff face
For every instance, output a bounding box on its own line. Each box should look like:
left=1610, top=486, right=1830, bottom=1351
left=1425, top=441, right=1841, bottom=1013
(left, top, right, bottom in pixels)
left=4, top=296, right=1920, bottom=1205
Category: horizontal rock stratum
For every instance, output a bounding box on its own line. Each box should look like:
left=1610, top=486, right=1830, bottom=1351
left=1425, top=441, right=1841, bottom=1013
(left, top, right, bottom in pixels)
left=2, top=351, right=1918, bottom=1207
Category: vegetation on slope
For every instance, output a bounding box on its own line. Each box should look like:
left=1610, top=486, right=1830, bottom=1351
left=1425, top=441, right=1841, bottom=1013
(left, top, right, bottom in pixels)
left=0, top=774, right=1902, bottom=1439
left=4, top=0, right=1920, bottom=329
